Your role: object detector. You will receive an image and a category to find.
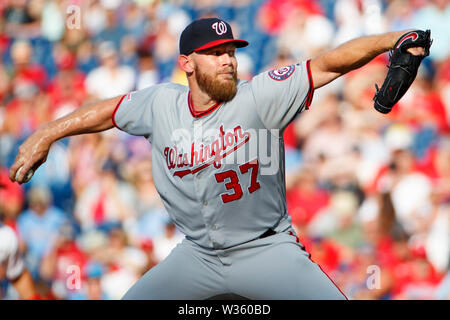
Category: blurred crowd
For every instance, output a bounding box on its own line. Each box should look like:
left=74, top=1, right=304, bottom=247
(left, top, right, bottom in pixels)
left=0, top=0, right=449, bottom=300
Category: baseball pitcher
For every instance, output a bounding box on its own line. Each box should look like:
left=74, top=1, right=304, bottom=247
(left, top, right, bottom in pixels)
left=9, top=18, right=431, bottom=299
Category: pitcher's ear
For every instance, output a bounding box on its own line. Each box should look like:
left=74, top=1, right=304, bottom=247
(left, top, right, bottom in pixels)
left=178, top=55, right=194, bottom=74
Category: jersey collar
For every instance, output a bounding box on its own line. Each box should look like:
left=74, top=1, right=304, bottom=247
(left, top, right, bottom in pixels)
left=187, top=91, right=222, bottom=119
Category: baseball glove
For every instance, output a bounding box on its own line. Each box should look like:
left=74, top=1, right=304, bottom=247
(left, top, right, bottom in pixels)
left=373, top=29, right=432, bottom=114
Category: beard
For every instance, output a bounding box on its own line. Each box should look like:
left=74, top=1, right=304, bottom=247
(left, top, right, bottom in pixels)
left=195, top=66, right=238, bottom=102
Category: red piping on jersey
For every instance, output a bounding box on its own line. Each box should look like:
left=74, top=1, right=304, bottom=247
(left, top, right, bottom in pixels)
left=305, top=59, right=314, bottom=110
left=317, top=264, right=349, bottom=300
left=288, top=231, right=348, bottom=300
left=112, top=94, right=127, bottom=131
left=188, top=91, right=222, bottom=118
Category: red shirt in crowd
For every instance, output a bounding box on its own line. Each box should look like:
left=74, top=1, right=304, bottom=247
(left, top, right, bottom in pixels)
left=287, top=187, right=330, bottom=226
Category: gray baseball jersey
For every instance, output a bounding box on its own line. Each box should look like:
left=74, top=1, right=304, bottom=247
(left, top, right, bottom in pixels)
left=113, top=61, right=346, bottom=299
left=113, top=61, right=313, bottom=250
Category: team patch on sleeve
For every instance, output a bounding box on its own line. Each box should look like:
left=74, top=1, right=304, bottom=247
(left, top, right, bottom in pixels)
left=268, top=65, right=295, bottom=81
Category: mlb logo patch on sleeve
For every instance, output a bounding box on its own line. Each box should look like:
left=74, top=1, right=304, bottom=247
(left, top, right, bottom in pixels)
left=268, top=65, right=295, bottom=81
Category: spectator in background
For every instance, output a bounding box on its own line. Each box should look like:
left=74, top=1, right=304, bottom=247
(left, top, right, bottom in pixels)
left=301, top=103, right=359, bottom=185
left=96, top=227, right=148, bottom=276
left=153, top=220, right=184, bottom=263
left=276, top=4, right=335, bottom=61
left=138, top=239, right=158, bottom=274
left=152, top=20, right=179, bottom=81
left=0, top=222, right=39, bottom=300
left=17, top=185, right=69, bottom=280
left=76, top=39, right=99, bottom=75
left=47, top=48, right=86, bottom=121
left=74, top=159, right=138, bottom=232
left=60, top=25, right=86, bottom=53
left=419, top=138, right=450, bottom=190
left=387, top=148, right=433, bottom=236
left=417, top=140, right=450, bottom=274
left=411, top=0, right=450, bottom=63
left=235, top=51, right=254, bottom=81
left=348, top=116, right=391, bottom=192
left=122, top=2, right=147, bottom=41
left=94, top=227, right=148, bottom=300
left=1, top=79, right=49, bottom=139
left=40, top=0, right=65, bottom=43
left=287, top=167, right=330, bottom=231
left=357, top=192, right=444, bottom=299
left=393, top=246, right=442, bottom=299
left=95, top=8, right=128, bottom=50
left=71, top=262, right=109, bottom=300
left=435, top=58, right=450, bottom=122
left=0, top=62, right=10, bottom=104
left=357, top=192, right=405, bottom=269
left=127, top=157, right=162, bottom=217
left=1, top=40, right=50, bottom=138
left=8, top=40, right=47, bottom=90
left=323, top=191, right=365, bottom=250
left=385, top=0, right=420, bottom=31
left=119, top=35, right=139, bottom=69
left=0, top=166, right=24, bottom=232
left=394, top=70, right=449, bottom=135
left=424, top=189, right=450, bottom=275
left=344, top=244, right=394, bottom=300
left=85, top=41, right=135, bottom=100
left=39, top=222, right=88, bottom=300
left=68, top=133, right=105, bottom=198
left=304, top=236, right=342, bottom=276
left=3, top=0, right=40, bottom=38
left=136, top=49, right=159, bottom=90
left=333, top=0, right=388, bottom=46
left=82, top=0, right=107, bottom=37
left=123, top=156, right=168, bottom=245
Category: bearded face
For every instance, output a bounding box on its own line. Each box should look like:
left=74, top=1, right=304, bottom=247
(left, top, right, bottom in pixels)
left=194, top=65, right=238, bottom=102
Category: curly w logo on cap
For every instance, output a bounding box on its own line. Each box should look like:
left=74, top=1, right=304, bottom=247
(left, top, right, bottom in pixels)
left=212, top=21, right=227, bottom=35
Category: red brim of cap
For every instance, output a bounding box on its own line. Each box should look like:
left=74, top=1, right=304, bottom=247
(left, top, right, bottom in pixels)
left=194, top=39, right=249, bottom=52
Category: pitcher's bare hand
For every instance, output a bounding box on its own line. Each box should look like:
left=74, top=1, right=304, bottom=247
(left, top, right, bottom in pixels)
left=407, top=46, right=426, bottom=56
left=9, top=130, right=52, bottom=184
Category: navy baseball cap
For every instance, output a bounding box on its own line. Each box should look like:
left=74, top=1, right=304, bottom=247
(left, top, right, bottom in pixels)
left=179, top=18, right=249, bottom=55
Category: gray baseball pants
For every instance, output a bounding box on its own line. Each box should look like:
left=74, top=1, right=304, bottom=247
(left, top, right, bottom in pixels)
left=122, top=228, right=347, bottom=300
